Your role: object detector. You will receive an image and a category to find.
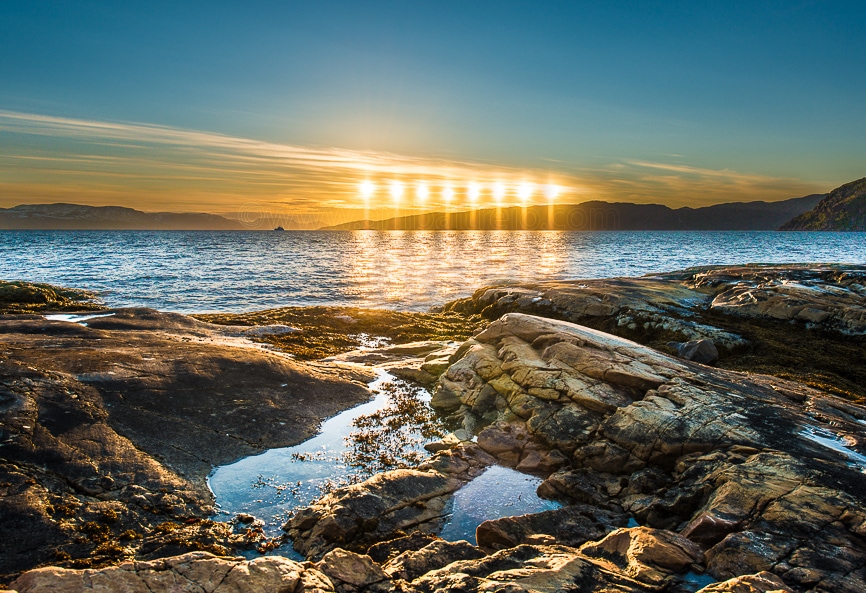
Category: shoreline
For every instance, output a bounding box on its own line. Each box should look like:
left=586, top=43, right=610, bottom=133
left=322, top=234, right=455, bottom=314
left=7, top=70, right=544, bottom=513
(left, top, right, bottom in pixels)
left=2, top=264, right=866, bottom=591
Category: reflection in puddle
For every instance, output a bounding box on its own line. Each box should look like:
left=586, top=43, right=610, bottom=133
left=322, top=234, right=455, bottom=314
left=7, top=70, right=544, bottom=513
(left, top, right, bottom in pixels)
left=44, top=312, right=115, bottom=324
left=800, top=425, right=866, bottom=472
left=208, top=371, right=446, bottom=548
left=438, top=465, right=561, bottom=545
left=681, top=571, right=716, bottom=592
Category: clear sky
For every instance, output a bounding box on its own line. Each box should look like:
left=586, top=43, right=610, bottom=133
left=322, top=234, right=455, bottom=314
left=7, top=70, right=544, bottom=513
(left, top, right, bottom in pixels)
left=1, top=1, right=864, bottom=226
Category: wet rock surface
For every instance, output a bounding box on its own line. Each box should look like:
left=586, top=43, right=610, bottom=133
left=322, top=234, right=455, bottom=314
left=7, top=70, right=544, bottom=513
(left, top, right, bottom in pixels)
left=446, top=264, right=866, bottom=337
left=195, top=305, right=482, bottom=361
left=422, top=312, right=866, bottom=591
left=0, top=281, right=103, bottom=315
left=285, top=444, right=496, bottom=559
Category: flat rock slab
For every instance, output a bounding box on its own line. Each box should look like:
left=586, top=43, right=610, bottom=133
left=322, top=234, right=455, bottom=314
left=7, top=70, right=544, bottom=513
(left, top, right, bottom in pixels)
left=447, top=264, right=866, bottom=336
left=10, top=551, right=335, bottom=593
left=0, top=308, right=374, bottom=581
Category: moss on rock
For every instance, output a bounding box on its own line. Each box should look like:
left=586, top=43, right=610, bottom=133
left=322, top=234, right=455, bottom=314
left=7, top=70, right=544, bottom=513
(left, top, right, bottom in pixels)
left=0, top=280, right=104, bottom=314
left=195, top=306, right=485, bottom=360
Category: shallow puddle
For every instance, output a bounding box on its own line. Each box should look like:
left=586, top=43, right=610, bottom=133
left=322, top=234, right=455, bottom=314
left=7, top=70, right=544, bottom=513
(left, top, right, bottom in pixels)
left=208, top=371, right=438, bottom=539
left=209, top=368, right=563, bottom=557
left=800, top=425, right=866, bottom=472
left=680, top=571, right=716, bottom=591
left=438, top=465, right=561, bottom=545
left=44, top=312, right=115, bottom=324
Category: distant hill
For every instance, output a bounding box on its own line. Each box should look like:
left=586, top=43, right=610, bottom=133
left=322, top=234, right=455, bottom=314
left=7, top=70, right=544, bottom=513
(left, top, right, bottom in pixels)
left=320, top=195, right=825, bottom=231
left=780, top=178, right=866, bottom=231
left=0, top=203, right=245, bottom=230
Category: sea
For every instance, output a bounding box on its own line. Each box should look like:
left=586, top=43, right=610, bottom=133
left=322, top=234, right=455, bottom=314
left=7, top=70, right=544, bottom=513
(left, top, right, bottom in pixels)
left=2, top=230, right=865, bottom=313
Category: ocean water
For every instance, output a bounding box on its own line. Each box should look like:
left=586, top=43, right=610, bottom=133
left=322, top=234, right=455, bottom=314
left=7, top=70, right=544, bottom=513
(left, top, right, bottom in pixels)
left=1, top=230, right=864, bottom=313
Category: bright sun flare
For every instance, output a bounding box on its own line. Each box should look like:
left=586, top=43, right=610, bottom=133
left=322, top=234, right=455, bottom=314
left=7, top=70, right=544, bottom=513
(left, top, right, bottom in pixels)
left=358, top=179, right=564, bottom=208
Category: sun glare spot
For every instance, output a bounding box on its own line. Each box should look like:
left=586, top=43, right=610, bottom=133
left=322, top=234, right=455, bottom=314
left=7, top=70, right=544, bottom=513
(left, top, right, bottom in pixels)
left=493, top=182, right=505, bottom=205
left=416, top=182, right=429, bottom=201
left=390, top=181, right=404, bottom=202
left=443, top=186, right=455, bottom=203
left=518, top=182, right=534, bottom=204
left=360, top=181, right=375, bottom=199
left=468, top=182, right=481, bottom=204
left=545, top=184, right=561, bottom=202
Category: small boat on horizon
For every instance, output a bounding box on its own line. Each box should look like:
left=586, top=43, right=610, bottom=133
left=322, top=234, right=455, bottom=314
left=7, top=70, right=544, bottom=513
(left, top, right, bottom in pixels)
left=273, top=226, right=285, bottom=231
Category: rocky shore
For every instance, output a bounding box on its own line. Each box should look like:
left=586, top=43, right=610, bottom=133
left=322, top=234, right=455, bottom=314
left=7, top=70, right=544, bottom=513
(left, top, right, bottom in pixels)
left=0, top=306, right=375, bottom=580
left=2, top=265, right=865, bottom=592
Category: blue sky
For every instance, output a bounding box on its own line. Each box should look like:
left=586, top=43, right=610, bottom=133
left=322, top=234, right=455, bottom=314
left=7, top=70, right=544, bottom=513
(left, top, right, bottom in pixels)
left=1, top=1, right=864, bottom=223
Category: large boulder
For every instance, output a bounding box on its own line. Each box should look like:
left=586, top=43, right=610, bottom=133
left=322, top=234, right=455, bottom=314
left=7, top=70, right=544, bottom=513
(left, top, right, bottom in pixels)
left=315, top=549, right=394, bottom=593
left=382, top=539, right=485, bottom=582
left=578, top=527, right=703, bottom=587
left=430, top=312, right=866, bottom=591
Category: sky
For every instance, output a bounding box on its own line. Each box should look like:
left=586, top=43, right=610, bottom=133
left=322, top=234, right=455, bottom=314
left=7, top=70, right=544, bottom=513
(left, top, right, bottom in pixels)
left=1, top=1, right=864, bottom=227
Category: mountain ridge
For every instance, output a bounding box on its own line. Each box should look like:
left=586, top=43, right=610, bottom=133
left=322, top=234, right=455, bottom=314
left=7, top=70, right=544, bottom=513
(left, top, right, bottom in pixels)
left=780, top=177, right=866, bottom=231
left=0, top=203, right=245, bottom=230
left=320, top=194, right=825, bottom=231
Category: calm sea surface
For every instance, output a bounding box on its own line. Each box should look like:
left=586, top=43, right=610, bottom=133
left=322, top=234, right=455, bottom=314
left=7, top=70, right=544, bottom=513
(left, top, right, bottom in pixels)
left=2, top=230, right=865, bottom=313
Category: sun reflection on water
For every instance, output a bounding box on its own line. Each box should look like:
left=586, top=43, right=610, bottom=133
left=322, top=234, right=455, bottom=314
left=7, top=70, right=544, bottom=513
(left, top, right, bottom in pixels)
left=339, top=230, right=573, bottom=306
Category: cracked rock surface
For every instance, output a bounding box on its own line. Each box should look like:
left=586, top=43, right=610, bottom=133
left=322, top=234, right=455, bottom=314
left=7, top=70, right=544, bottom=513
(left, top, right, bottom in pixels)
left=287, top=311, right=866, bottom=592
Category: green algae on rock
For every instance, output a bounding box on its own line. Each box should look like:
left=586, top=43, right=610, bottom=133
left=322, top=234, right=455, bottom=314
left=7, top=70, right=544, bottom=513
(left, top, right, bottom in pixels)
left=0, top=280, right=104, bottom=314
left=194, top=306, right=484, bottom=360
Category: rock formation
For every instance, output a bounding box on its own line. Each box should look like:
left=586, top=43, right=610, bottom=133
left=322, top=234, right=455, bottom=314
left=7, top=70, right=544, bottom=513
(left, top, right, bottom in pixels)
left=4, top=269, right=866, bottom=592
left=445, top=264, right=866, bottom=337
left=9, top=551, right=335, bottom=592
left=286, top=312, right=866, bottom=592
left=442, top=264, right=866, bottom=401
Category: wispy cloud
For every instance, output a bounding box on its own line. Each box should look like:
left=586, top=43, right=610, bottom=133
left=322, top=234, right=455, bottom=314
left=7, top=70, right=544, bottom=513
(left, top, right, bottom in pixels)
left=0, top=110, right=828, bottom=226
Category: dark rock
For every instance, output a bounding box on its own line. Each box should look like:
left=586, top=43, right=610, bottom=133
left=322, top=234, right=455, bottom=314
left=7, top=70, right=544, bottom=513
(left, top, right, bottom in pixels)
left=670, top=339, right=719, bottom=365
left=366, top=533, right=441, bottom=564
left=475, top=504, right=627, bottom=552
left=383, top=540, right=485, bottom=582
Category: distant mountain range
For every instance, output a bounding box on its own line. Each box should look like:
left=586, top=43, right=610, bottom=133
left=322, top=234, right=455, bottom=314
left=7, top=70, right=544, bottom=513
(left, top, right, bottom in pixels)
left=320, top=194, right=825, bottom=231
left=780, top=178, right=866, bottom=231
left=5, top=187, right=857, bottom=231
left=0, top=203, right=244, bottom=230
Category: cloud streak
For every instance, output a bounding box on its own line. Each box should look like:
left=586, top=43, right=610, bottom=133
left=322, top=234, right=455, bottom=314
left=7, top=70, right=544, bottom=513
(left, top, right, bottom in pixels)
left=0, top=110, right=828, bottom=227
